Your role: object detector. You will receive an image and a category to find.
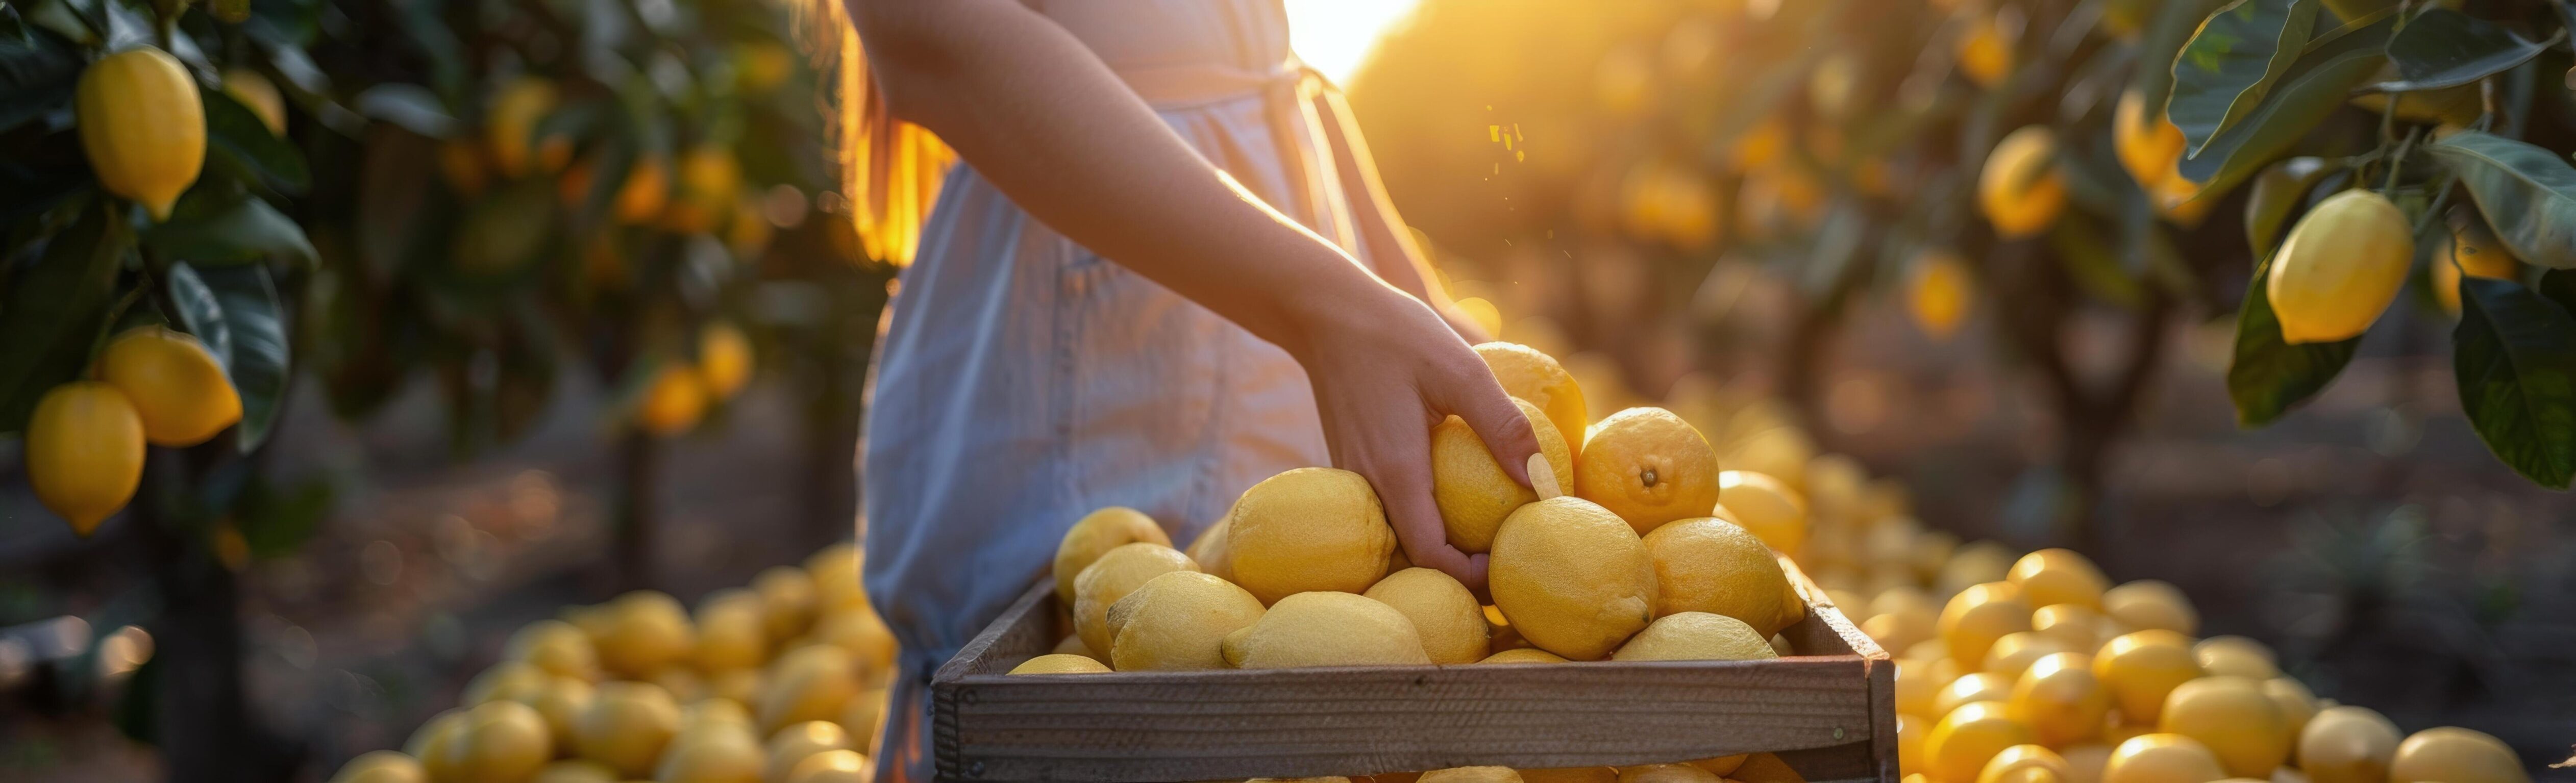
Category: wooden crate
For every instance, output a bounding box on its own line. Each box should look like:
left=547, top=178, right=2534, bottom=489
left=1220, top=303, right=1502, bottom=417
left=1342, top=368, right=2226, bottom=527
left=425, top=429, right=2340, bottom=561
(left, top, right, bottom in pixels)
left=931, top=555, right=1895, bottom=782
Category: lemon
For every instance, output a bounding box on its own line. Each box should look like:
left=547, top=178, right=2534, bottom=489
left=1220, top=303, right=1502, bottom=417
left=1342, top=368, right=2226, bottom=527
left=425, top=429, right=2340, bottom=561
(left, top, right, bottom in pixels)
left=806, top=543, right=869, bottom=611
left=1053, top=507, right=1174, bottom=602
left=2389, top=727, right=2525, bottom=783
left=1574, top=408, right=1721, bottom=535
left=2101, top=734, right=2225, bottom=783
left=2010, top=652, right=2108, bottom=747
left=1985, top=632, right=2075, bottom=682
left=710, top=668, right=763, bottom=708
left=1896, top=657, right=1946, bottom=718
left=2267, top=190, right=2414, bottom=344
left=2114, top=90, right=2186, bottom=195
left=331, top=750, right=428, bottom=783
left=2157, top=676, right=2286, bottom=777
left=1476, top=648, right=1571, bottom=664
left=1869, top=611, right=1940, bottom=655
left=596, top=591, right=696, bottom=677
left=1220, top=591, right=1430, bottom=668
left=406, top=708, right=468, bottom=782
left=77, top=47, right=205, bottom=221
left=695, top=589, right=770, bottom=673
left=571, top=681, right=679, bottom=776
left=783, top=749, right=870, bottom=783
left=697, top=322, right=754, bottom=400
left=1185, top=511, right=1234, bottom=579
left=464, top=661, right=552, bottom=706
left=1715, top=471, right=1809, bottom=554
left=663, top=145, right=742, bottom=233
left=1954, top=13, right=2014, bottom=88
left=1871, top=587, right=1944, bottom=649
left=506, top=619, right=602, bottom=681
left=679, top=697, right=753, bottom=734
left=1900, top=715, right=1928, bottom=775
left=838, top=685, right=888, bottom=743
left=1365, top=567, right=1492, bottom=664
left=532, top=760, right=618, bottom=783
left=1476, top=342, right=1590, bottom=462
left=1722, top=427, right=1816, bottom=492
left=1979, top=745, right=2072, bottom=783
left=1618, top=764, right=1722, bottom=782
left=1051, top=634, right=1100, bottom=662
left=1225, top=467, right=1396, bottom=604
left=2007, top=550, right=2108, bottom=611
left=1008, top=653, right=1110, bottom=674
left=2190, top=637, right=2276, bottom=679
left=1070, top=542, right=1200, bottom=656
left=1935, top=673, right=2018, bottom=721
left=100, top=326, right=244, bottom=448
left=1980, top=126, right=2065, bottom=239
left=752, top=566, right=819, bottom=641
left=2260, top=677, right=2315, bottom=754
left=757, top=645, right=857, bottom=733
left=531, top=676, right=593, bottom=750
left=1642, top=517, right=1794, bottom=636
left=1926, top=701, right=2037, bottom=783
left=1940, top=542, right=2018, bottom=597
left=1431, top=397, right=1576, bottom=552
left=25, top=382, right=145, bottom=537
left=808, top=607, right=898, bottom=685
left=1733, top=752, right=1806, bottom=783
left=2434, top=216, right=2520, bottom=314
left=486, top=77, right=559, bottom=176
left=1105, top=571, right=1266, bottom=671
left=1907, top=249, right=1976, bottom=340
left=448, top=699, right=552, bottom=783
left=637, top=364, right=710, bottom=436
left=2294, top=706, right=2399, bottom=783
left=616, top=157, right=670, bottom=224
left=1490, top=496, right=1659, bottom=660
left=1251, top=778, right=1356, bottom=783
left=2058, top=743, right=2113, bottom=783
left=1914, top=530, right=1963, bottom=583
left=2093, top=630, right=2202, bottom=725
left=2032, top=604, right=2109, bottom=654
left=1940, top=582, right=2032, bottom=671
left=655, top=722, right=763, bottom=783
left=2101, top=582, right=2198, bottom=637
left=1423, top=768, right=1524, bottom=783
left=1612, top=611, right=1777, bottom=662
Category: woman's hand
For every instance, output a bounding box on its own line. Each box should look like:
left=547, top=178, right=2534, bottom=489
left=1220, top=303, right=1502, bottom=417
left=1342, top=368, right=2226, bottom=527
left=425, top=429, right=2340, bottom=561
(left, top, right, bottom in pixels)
left=1287, top=284, right=1542, bottom=592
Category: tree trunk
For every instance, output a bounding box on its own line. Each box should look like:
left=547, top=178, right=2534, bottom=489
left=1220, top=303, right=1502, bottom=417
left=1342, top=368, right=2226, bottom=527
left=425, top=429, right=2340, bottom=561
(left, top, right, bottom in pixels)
left=615, top=429, right=660, bottom=591
left=141, top=453, right=300, bottom=781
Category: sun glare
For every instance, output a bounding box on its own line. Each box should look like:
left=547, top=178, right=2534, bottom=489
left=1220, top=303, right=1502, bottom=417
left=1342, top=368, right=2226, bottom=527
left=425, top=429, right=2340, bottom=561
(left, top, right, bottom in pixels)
left=1285, top=0, right=1423, bottom=85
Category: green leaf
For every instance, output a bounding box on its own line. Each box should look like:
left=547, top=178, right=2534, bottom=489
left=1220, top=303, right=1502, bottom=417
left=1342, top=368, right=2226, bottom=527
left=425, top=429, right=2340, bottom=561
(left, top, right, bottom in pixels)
left=165, top=263, right=231, bottom=361
left=2369, top=8, right=2555, bottom=92
left=0, top=204, right=125, bottom=435
left=143, top=192, right=318, bottom=268
left=2229, top=248, right=2360, bottom=426
left=204, top=266, right=290, bottom=451
left=2177, top=13, right=2393, bottom=198
left=2168, top=0, right=2322, bottom=158
left=0, top=22, right=81, bottom=135
left=2426, top=131, right=2576, bottom=270
left=202, top=86, right=310, bottom=193
left=2453, top=277, right=2576, bottom=489
left=2243, top=157, right=2339, bottom=259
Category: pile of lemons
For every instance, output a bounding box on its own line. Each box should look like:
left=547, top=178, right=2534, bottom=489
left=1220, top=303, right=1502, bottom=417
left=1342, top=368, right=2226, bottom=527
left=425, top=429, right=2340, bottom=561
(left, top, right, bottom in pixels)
left=329, top=542, right=897, bottom=783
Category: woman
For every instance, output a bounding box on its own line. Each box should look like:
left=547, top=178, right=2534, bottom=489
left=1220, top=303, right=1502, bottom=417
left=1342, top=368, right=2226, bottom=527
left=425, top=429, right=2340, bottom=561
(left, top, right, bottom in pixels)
left=823, top=1, right=1543, bottom=777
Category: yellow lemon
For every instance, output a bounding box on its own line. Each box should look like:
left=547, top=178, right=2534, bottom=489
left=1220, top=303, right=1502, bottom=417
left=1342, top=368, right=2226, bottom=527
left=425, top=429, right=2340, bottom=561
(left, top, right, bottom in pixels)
left=2267, top=190, right=2414, bottom=344
left=1052, top=507, right=1173, bottom=602
left=506, top=619, right=601, bottom=681
left=752, top=566, right=819, bottom=641
left=463, top=661, right=552, bottom=706
left=571, top=681, right=680, bottom=776
left=2191, top=637, right=2277, bottom=679
left=1908, top=249, right=1976, bottom=340
left=1070, top=542, right=1200, bottom=656
left=2033, top=604, right=2109, bottom=654
left=809, top=607, right=898, bottom=681
left=1644, top=517, right=1794, bottom=636
left=530, top=676, right=593, bottom=751
left=1224, top=467, right=1395, bottom=604
left=1940, top=541, right=2019, bottom=597
left=2295, top=706, right=2399, bottom=783
left=2058, top=743, right=2113, bottom=783
left=1105, top=571, right=1266, bottom=671
left=1431, top=397, right=1576, bottom=552
left=1978, top=745, right=2072, bottom=783
left=1954, top=13, right=2015, bottom=89
left=2434, top=216, right=2520, bottom=314
left=1985, top=632, right=2074, bottom=681
left=2007, top=549, right=2108, bottom=611
left=1926, top=701, right=2037, bottom=783
left=804, top=543, right=868, bottom=611
left=2101, top=734, right=2225, bottom=783
left=25, top=382, right=145, bottom=536
left=697, top=322, right=754, bottom=399
left=693, top=589, right=770, bottom=673
left=1424, top=768, right=1524, bottom=783
left=1900, top=715, right=1928, bottom=775
left=405, top=709, right=468, bottom=782
left=1219, top=591, right=1430, bottom=669
left=2389, top=727, right=2525, bottom=783
left=1365, top=567, right=1492, bottom=665
left=332, top=750, right=428, bottom=783
left=449, top=699, right=552, bottom=783
left=1575, top=408, right=1721, bottom=535
left=677, top=697, right=751, bottom=735
left=783, top=749, right=870, bottom=783
left=1489, top=496, right=1659, bottom=661
left=2157, top=676, right=2287, bottom=777
left=2101, top=581, right=2198, bottom=637
left=757, top=645, right=857, bottom=733
left=77, top=47, right=204, bottom=220
left=1050, top=634, right=1100, bottom=662
left=596, top=591, right=696, bottom=678
left=1979, top=126, right=2065, bottom=240
left=1612, top=611, right=1779, bottom=662
left=98, top=326, right=243, bottom=447
left=662, top=145, right=742, bottom=234
left=1870, top=611, right=1940, bottom=656
left=1618, top=764, right=1721, bottom=783
left=654, top=722, right=763, bottom=783
left=1935, top=672, right=2019, bottom=721
left=1007, top=653, right=1110, bottom=674
left=2114, top=90, right=2186, bottom=194
left=615, top=157, right=670, bottom=224
left=1896, top=657, right=1949, bottom=718
left=2093, top=630, right=2202, bottom=725
left=637, top=364, right=709, bottom=436
left=1715, top=471, right=1809, bottom=554
left=1476, top=648, right=1570, bottom=664
left=1476, top=342, right=1590, bottom=463
left=2010, top=652, right=2109, bottom=748
left=1940, top=582, right=2033, bottom=671
left=532, top=760, right=617, bottom=783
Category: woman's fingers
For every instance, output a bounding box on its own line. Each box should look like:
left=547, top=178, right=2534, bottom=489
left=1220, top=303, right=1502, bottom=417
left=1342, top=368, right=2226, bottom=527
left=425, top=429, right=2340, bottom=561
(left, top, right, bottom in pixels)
left=1353, top=417, right=1488, bottom=591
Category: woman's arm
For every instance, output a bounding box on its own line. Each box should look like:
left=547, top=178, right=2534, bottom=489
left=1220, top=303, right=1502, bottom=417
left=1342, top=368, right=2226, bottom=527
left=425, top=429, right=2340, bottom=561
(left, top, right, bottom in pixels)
left=849, top=0, right=1534, bottom=587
